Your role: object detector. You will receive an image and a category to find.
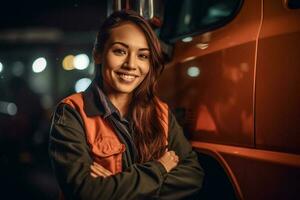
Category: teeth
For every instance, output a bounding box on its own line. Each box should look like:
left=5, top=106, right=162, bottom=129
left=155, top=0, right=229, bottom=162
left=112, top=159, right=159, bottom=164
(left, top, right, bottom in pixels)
left=119, top=73, right=135, bottom=81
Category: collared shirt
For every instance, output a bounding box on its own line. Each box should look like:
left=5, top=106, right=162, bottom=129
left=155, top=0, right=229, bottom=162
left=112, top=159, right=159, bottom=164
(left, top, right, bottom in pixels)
left=92, top=82, right=137, bottom=168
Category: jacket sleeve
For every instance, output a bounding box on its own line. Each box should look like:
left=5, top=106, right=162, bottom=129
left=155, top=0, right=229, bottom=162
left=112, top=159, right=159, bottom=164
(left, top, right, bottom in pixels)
left=49, top=103, right=167, bottom=200
left=158, top=110, right=205, bottom=200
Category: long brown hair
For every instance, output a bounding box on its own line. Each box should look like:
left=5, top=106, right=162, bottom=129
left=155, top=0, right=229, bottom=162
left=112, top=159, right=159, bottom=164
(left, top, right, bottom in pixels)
left=93, top=10, right=166, bottom=163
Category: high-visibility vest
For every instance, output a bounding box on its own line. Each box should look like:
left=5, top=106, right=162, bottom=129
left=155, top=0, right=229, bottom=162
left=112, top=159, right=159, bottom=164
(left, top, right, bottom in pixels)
left=62, top=93, right=169, bottom=174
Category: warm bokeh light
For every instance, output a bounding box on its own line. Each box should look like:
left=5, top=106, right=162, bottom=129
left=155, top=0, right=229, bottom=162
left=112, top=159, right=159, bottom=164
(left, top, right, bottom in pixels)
left=32, top=57, right=47, bottom=73
left=74, top=54, right=90, bottom=70
left=62, top=55, right=75, bottom=70
left=74, top=78, right=92, bottom=92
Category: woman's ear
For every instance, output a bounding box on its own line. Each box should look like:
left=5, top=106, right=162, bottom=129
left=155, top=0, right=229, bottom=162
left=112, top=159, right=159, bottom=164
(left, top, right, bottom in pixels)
left=93, top=49, right=102, bottom=64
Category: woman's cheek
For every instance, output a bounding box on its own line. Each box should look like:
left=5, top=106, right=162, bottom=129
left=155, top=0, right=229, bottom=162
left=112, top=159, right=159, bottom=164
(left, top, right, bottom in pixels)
left=106, top=54, right=122, bottom=69
left=140, top=62, right=150, bottom=75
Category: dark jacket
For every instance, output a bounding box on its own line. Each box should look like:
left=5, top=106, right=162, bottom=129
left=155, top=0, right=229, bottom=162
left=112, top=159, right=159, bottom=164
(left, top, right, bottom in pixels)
left=49, top=83, right=204, bottom=200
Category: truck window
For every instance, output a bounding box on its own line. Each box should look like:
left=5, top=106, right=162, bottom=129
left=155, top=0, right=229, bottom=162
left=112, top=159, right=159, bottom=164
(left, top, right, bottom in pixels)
left=160, top=0, right=243, bottom=43
left=287, top=0, right=300, bottom=9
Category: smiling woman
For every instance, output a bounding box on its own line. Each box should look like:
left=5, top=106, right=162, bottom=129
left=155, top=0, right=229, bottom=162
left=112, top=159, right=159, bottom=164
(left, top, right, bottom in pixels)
left=98, top=22, right=151, bottom=99
left=49, top=10, right=204, bottom=200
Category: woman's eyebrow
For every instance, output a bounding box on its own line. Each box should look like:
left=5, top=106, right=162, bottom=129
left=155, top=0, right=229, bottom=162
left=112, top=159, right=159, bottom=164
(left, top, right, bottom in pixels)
left=111, top=42, right=129, bottom=48
left=139, top=48, right=150, bottom=51
left=111, top=41, right=149, bottom=51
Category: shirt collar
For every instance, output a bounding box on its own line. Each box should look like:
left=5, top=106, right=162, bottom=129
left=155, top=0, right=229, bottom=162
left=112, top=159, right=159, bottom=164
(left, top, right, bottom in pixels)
left=82, top=81, right=120, bottom=118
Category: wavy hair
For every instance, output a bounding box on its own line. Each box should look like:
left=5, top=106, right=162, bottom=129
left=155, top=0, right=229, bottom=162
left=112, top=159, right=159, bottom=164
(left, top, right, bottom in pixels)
left=93, top=10, right=166, bottom=163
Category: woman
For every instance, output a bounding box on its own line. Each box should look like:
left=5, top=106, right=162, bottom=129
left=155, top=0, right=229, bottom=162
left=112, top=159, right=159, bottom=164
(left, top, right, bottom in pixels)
left=49, top=10, right=204, bottom=200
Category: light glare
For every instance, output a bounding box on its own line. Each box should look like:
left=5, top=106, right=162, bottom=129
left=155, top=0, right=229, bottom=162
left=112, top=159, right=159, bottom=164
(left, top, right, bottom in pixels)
left=182, top=37, right=193, bottom=42
left=0, top=62, right=3, bottom=73
left=32, top=57, right=47, bottom=73
left=0, top=101, right=18, bottom=116
left=187, top=66, right=200, bottom=77
left=75, top=78, right=92, bottom=92
left=196, top=43, right=209, bottom=50
left=74, top=54, right=90, bottom=70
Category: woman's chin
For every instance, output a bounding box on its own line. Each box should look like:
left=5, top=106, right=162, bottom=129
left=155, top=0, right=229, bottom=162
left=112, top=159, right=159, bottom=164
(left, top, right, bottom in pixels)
left=113, top=84, right=137, bottom=94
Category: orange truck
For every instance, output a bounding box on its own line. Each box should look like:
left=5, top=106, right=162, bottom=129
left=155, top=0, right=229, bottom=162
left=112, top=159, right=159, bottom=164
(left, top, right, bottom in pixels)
left=157, top=0, right=300, bottom=199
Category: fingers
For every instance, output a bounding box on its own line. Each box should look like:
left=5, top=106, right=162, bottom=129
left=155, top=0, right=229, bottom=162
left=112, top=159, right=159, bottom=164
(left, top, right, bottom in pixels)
left=169, top=151, right=176, bottom=157
left=168, top=151, right=179, bottom=162
left=173, top=155, right=179, bottom=162
left=90, top=165, right=108, bottom=178
left=90, top=162, right=112, bottom=178
left=90, top=171, right=98, bottom=178
left=157, top=150, right=180, bottom=172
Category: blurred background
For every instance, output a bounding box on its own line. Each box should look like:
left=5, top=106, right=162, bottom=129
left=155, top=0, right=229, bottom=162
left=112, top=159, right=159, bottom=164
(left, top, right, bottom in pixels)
left=0, top=0, right=108, bottom=199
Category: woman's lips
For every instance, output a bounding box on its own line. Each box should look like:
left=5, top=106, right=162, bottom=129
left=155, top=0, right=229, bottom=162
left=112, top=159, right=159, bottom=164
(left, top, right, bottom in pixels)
left=116, top=72, right=138, bottom=82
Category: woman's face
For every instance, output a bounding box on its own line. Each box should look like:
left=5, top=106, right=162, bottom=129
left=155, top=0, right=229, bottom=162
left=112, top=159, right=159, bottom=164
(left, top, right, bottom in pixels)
left=97, top=22, right=150, bottom=96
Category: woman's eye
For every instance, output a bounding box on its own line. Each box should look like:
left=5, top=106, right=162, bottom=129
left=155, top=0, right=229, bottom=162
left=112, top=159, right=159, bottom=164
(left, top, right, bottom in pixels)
left=138, top=54, right=149, bottom=60
left=113, top=49, right=127, bottom=56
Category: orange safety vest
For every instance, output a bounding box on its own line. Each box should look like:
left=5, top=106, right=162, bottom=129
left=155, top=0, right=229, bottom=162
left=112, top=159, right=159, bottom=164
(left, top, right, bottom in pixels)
left=62, top=92, right=169, bottom=174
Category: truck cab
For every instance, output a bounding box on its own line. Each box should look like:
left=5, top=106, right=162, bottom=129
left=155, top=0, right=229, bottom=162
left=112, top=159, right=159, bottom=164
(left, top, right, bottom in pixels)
left=158, top=0, right=300, bottom=199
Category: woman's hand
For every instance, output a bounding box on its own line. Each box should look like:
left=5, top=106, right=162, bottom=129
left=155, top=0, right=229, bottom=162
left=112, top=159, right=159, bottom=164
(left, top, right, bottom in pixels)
left=158, top=150, right=179, bottom=173
left=90, top=162, right=113, bottom=178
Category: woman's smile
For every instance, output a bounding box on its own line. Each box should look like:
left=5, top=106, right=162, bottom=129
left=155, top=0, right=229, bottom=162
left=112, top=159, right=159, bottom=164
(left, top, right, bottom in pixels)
left=115, top=71, right=139, bottom=83
left=98, top=22, right=150, bottom=96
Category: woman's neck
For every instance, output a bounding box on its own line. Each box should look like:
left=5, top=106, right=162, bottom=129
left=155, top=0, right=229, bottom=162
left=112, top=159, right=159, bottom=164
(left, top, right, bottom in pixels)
left=107, top=92, right=132, bottom=118
left=102, top=81, right=132, bottom=117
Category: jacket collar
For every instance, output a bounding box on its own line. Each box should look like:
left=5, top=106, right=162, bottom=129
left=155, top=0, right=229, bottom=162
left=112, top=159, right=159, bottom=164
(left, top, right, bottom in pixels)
left=82, top=81, right=120, bottom=118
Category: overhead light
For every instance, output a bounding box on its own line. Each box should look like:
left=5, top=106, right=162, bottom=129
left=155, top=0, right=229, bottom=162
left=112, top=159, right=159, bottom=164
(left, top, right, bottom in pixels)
left=74, top=54, right=90, bottom=70
left=187, top=66, right=200, bottom=77
left=182, top=37, right=193, bottom=43
left=32, top=57, right=47, bottom=73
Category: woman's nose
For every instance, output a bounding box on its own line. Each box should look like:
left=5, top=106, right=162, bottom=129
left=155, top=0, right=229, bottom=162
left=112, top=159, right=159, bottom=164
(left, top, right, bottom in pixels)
left=123, top=53, right=137, bottom=70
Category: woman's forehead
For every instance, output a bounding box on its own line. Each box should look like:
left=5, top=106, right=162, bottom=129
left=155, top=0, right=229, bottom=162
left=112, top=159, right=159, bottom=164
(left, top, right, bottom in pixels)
left=107, top=22, right=149, bottom=49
